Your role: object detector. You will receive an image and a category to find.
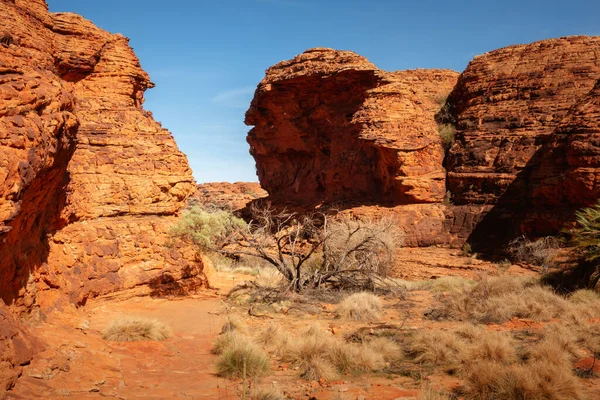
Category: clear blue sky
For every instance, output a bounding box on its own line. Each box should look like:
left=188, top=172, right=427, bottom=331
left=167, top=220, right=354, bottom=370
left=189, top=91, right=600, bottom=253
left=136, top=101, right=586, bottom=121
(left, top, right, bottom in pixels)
left=48, top=0, right=600, bottom=183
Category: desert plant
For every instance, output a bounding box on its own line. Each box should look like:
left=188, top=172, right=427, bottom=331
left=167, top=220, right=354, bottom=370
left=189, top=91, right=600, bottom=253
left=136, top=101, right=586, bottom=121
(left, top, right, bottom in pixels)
left=508, top=235, right=560, bottom=272
left=175, top=203, right=401, bottom=292
left=102, top=316, right=171, bottom=342
left=335, top=292, right=382, bottom=321
left=437, top=123, right=456, bottom=150
left=418, top=383, right=452, bottom=400
left=215, top=337, right=270, bottom=378
left=171, top=205, right=246, bottom=251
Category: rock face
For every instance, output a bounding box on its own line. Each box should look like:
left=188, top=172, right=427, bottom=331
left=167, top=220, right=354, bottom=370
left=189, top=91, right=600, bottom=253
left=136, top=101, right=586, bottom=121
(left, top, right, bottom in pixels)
left=0, top=304, right=35, bottom=395
left=0, top=1, right=198, bottom=310
left=194, top=182, right=267, bottom=211
left=246, top=48, right=458, bottom=206
left=446, top=36, right=600, bottom=207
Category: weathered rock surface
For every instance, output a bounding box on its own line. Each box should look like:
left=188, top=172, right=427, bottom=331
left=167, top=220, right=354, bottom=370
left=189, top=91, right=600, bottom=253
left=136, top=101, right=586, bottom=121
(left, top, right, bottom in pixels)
left=0, top=305, right=35, bottom=395
left=194, top=182, right=267, bottom=211
left=246, top=48, right=458, bottom=206
left=0, top=3, right=198, bottom=308
left=446, top=36, right=600, bottom=206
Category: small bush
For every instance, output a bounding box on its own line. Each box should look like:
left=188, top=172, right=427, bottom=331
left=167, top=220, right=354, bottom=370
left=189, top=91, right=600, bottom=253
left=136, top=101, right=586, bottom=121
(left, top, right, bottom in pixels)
left=508, top=236, right=560, bottom=272
left=216, top=337, right=270, bottom=378
left=438, top=123, right=456, bottom=150
left=418, top=383, right=452, bottom=400
left=171, top=206, right=246, bottom=251
left=335, top=292, right=382, bottom=321
left=102, top=317, right=171, bottom=342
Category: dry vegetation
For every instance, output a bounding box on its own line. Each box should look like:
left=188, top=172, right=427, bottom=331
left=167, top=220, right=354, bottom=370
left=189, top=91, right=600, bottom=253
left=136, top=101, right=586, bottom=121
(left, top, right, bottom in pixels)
left=213, top=271, right=600, bottom=399
left=102, top=316, right=172, bottom=342
left=335, top=292, right=382, bottom=321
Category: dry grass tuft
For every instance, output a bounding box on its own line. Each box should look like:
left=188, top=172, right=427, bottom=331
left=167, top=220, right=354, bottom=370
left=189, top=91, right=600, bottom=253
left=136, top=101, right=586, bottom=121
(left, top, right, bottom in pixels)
left=570, top=289, right=600, bottom=305
left=215, top=336, right=270, bottom=378
left=250, top=385, right=285, bottom=400
left=255, top=322, right=283, bottom=347
left=406, top=330, right=469, bottom=372
left=508, top=236, right=560, bottom=272
left=462, top=360, right=584, bottom=400
left=468, top=331, right=518, bottom=364
left=221, top=315, right=247, bottom=334
left=300, top=357, right=338, bottom=381
left=102, top=316, right=171, bottom=342
left=335, top=292, right=382, bottom=321
left=366, top=337, right=403, bottom=363
left=418, top=383, right=452, bottom=400
left=212, top=331, right=251, bottom=355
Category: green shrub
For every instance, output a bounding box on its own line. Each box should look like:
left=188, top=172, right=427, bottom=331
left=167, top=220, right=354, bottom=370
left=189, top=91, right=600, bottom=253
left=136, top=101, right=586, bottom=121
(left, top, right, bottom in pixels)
left=437, top=123, right=456, bottom=150
left=171, top=206, right=246, bottom=251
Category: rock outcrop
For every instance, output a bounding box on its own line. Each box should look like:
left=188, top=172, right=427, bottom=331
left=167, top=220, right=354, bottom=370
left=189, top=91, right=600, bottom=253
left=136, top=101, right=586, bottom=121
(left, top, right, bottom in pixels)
left=246, top=48, right=458, bottom=206
left=0, top=1, right=198, bottom=310
left=194, top=182, right=267, bottom=211
left=247, top=38, right=600, bottom=247
left=446, top=36, right=600, bottom=207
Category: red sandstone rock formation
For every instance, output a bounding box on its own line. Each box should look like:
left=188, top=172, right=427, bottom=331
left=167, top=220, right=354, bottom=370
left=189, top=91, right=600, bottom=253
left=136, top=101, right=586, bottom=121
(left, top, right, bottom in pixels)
left=0, top=1, right=198, bottom=309
left=446, top=36, right=600, bottom=206
left=246, top=48, right=458, bottom=206
left=194, top=182, right=267, bottom=211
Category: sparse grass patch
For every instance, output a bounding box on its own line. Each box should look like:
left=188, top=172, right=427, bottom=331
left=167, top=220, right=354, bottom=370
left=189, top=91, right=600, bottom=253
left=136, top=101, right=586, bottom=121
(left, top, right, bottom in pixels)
left=426, top=276, right=574, bottom=323
left=418, top=383, right=452, bottom=400
left=102, top=316, right=171, bottom=342
left=570, top=289, right=600, bottom=304
left=335, top=292, right=382, bottom=321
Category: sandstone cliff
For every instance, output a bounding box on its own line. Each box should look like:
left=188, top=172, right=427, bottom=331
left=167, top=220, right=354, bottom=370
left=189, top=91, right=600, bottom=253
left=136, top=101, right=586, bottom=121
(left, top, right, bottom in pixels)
left=0, top=1, right=198, bottom=310
left=246, top=48, right=458, bottom=206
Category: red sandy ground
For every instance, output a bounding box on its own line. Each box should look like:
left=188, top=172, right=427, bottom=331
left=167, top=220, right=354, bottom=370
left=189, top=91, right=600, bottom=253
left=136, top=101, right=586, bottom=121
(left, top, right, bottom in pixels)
left=6, top=251, right=600, bottom=399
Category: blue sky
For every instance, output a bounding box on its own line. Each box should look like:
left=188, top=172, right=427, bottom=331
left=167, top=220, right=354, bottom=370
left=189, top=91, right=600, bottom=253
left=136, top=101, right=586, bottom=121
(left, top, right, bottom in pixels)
left=48, top=0, right=600, bottom=183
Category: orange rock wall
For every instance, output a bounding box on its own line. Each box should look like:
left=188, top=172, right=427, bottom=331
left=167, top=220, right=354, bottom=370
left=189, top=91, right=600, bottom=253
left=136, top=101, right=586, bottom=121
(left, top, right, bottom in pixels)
left=0, top=1, right=198, bottom=310
left=194, top=182, right=267, bottom=211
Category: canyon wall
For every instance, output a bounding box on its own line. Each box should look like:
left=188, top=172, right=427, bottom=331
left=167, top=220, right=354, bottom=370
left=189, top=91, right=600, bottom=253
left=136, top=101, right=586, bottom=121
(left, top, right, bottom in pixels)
left=0, top=0, right=199, bottom=312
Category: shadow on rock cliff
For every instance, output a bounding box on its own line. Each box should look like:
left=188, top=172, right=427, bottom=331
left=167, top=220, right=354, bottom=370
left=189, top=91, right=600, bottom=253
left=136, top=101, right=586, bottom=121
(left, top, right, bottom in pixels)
left=148, top=265, right=205, bottom=298
left=0, top=137, right=77, bottom=306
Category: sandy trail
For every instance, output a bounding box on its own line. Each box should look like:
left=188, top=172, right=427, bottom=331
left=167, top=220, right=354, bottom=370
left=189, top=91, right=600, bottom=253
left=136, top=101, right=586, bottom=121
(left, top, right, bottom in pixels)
left=8, top=274, right=245, bottom=399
